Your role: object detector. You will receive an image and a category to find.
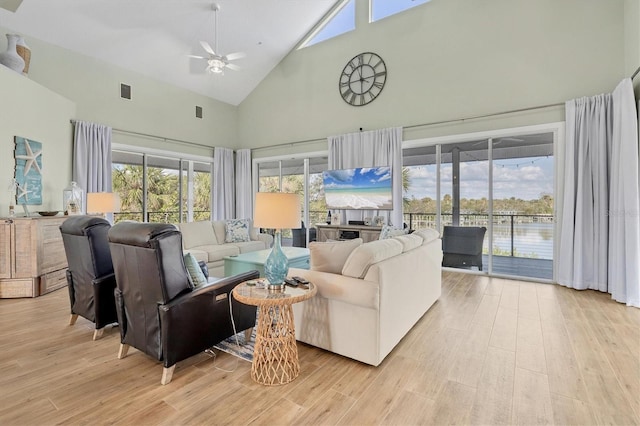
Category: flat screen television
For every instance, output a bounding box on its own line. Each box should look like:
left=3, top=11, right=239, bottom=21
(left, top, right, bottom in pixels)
left=322, top=166, right=393, bottom=210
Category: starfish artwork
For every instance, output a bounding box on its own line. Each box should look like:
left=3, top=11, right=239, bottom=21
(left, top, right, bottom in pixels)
left=15, top=138, right=43, bottom=176
left=14, top=136, right=43, bottom=205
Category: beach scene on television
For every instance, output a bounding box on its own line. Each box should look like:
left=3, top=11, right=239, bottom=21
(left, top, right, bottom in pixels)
left=323, top=166, right=393, bottom=210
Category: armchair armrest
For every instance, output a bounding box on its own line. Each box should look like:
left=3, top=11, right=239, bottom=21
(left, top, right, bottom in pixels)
left=158, top=270, right=259, bottom=368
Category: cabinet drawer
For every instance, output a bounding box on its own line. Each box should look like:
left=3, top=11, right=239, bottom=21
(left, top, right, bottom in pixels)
left=39, top=268, right=68, bottom=295
left=0, top=278, right=37, bottom=298
left=41, top=241, right=67, bottom=274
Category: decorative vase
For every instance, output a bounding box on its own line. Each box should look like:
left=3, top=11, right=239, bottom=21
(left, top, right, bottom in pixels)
left=0, top=34, right=25, bottom=74
left=264, top=231, right=289, bottom=289
left=15, top=36, right=30, bottom=75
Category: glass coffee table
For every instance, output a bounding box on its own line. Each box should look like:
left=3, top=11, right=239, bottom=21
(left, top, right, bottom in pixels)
left=232, top=281, right=316, bottom=386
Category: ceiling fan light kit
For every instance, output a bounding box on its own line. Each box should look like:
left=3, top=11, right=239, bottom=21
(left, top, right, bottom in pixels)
left=190, top=2, right=244, bottom=75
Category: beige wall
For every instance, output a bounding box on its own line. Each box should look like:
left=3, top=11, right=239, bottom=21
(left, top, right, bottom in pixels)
left=0, top=66, right=76, bottom=215
left=0, top=25, right=237, bottom=157
left=238, top=0, right=628, bottom=156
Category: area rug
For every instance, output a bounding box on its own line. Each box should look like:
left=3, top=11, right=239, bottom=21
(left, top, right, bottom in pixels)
left=213, top=328, right=255, bottom=362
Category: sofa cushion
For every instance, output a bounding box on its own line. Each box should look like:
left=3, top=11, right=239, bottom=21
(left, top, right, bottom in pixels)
left=393, top=234, right=423, bottom=252
left=195, top=244, right=240, bottom=262
left=342, top=239, right=403, bottom=278
left=233, top=240, right=268, bottom=254
left=413, top=228, right=440, bottom=244
left=212, top=220, right=227, bottom=244
left=183, top=253, right=207, bottom=287
left=309, top=238, right=363, bottom=274
left=179, top=221, right=218, bottom=247
left=225, top=219, right=251, bottom=243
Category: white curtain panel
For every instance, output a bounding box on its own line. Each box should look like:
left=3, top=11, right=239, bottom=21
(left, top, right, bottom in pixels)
left=72, top=121, right=113, bottom=212
left=212, top=147, right=235, bottom=220
left=327, top=127, right=403, bottom=227
left=608, top=79, right=640, bottom=306
left=559, top=78, right=639, bottom=307
left=235, top=149, right=252, bottom=219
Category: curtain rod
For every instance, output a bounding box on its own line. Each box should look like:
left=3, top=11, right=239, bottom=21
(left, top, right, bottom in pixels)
left=70, top=120, right=214, bottom=150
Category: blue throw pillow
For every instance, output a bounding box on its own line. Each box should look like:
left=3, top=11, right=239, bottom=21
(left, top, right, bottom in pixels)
left=184, top=253, right=207, bottom=287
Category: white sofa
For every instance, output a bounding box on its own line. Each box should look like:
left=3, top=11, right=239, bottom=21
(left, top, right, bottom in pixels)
left=176, top=220, right=273, bottom=278
left=289, top=229, right=442, bottom=366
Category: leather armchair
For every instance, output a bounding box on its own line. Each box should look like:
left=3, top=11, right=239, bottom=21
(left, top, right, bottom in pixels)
left=59, top=215, right=118, bottom=340
left=442, top=226, right=487, bottom=271
left=108, top=222, right=258, bottom=385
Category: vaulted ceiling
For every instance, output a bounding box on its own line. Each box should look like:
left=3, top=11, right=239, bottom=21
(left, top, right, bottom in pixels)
left=0, top=0, right=341, bottom=105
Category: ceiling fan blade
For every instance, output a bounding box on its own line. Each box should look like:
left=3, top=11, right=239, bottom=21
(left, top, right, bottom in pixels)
left=187, top=54, right=207, bottom=60
left=225, top=52, right=246, bottom=61
left=226, top=63, right=241, bottom=71
left=200, top=41, right=216, bottom=56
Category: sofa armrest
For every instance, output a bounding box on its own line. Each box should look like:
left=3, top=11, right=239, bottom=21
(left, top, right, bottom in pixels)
left=253, top=232, right=273, bottom=248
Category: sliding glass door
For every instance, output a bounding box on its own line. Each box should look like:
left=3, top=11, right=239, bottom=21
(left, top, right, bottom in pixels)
left=254, top=154, right=329, bottom=247
left=403, top=129, right=556, bottom=281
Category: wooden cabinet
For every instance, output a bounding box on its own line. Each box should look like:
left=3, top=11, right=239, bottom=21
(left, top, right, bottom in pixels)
left=316, top=224, right=382, bottom=243
left=0, top=216, right=69, bottom=298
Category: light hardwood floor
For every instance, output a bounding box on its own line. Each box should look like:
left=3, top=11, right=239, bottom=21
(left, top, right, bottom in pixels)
left=1, top=271, right=638, bottom=425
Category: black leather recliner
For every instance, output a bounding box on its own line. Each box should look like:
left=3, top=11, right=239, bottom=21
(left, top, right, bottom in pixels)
left=442, top=226, right=487, bottom=271
left=108, top=222, right=258, bottom=385
left=60, top=215, right=118, bottom=340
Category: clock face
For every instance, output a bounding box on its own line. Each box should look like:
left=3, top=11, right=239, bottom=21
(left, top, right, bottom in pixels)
left=339, top=52, right=387, bottom=106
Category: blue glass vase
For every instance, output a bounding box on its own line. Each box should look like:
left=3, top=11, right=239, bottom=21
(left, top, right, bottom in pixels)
left=264, top=231, right=288, bottom=288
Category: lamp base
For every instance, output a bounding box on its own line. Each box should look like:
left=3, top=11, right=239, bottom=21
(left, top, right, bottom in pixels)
left=267, top=284, right=285, bottom=292
left=264, top=231, right=289, bottom=286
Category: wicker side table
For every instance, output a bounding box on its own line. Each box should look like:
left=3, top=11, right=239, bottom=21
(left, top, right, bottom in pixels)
left=233, top=282, right=316, bottom=386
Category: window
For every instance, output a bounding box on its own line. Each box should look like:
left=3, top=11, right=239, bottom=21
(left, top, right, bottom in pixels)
left=300, top=0, right=355, bottom=48
left=370, top=0, right=432, bottom=22
left=112, top=148, right=212, bottom=224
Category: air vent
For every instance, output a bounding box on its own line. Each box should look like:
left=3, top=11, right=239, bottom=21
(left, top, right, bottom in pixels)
left=120, top=83, right=131, bottom=100
left=196, top=106, right=203, bottom=119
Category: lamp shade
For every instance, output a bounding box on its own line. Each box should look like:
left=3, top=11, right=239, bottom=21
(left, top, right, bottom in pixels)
left=253, top=192, right=301, bottom=230
left=87, top=192, right=121, bottom=214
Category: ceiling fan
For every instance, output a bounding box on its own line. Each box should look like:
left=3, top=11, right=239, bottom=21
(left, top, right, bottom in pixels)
left=189, top=3, right=245, bottom=74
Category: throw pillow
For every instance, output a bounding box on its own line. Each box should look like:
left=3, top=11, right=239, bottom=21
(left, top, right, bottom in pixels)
left=184, top=253, right=207, bottom=287
left=225, top=219, right=251, bottom=243
left=309, top=238, right=363, bottom=274
left=379, top=224, right=407, bottom=240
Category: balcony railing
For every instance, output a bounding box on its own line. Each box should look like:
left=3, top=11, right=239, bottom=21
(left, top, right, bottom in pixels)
left=116, top=210, right=552, bottom=262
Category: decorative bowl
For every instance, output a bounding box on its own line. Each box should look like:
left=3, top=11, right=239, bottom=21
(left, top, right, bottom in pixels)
left=37, top=211, right=59, bottom=216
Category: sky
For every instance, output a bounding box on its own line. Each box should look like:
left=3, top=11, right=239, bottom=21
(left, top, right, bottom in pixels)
left=323, top=166, right=392, bottom=190
left=406, top=156, right=554, bottom=201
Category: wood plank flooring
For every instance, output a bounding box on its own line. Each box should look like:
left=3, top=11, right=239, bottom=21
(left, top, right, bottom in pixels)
left=0, top=271, right=638, bottom=425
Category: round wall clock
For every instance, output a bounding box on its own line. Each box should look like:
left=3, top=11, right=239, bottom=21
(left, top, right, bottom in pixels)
left=339, top=52, right=387, bottom=106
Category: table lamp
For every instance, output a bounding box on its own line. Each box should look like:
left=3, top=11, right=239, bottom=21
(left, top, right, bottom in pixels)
left=253, top=192, right=301, bottom=290
left=87, top=192, right=121, bottom=222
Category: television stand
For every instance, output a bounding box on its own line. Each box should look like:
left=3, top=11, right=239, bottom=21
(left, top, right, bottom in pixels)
left=316, top=224, right=382, bottom=244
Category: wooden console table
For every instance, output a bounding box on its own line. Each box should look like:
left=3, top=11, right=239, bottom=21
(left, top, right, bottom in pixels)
left=0, top=216, right=69, bottom=298
left=315, top=224, right=382, bottom=243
